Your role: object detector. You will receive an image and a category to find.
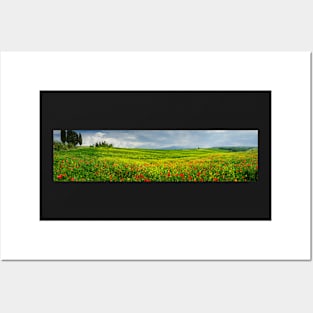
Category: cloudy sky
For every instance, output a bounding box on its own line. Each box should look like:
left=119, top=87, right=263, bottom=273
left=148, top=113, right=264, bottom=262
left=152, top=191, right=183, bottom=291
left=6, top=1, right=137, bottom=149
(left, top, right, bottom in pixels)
left=53, top=130, right=258, bottom=149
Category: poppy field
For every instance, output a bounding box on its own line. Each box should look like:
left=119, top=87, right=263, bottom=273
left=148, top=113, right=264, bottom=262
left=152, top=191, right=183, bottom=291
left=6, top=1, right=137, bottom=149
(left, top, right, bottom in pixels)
left=53, top=147, right=258, bottom=183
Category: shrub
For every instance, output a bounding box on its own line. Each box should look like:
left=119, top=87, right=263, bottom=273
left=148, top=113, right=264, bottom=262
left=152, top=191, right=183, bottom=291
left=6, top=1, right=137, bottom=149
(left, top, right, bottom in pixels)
left=53, top=141, right=69, bottom=151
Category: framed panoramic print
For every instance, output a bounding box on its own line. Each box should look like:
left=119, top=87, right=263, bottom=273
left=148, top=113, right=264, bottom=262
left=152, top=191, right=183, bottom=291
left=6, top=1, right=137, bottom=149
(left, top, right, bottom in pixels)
left=0, top=52, right=311, bottom=260
left=41, top=91, right=270, bottom=220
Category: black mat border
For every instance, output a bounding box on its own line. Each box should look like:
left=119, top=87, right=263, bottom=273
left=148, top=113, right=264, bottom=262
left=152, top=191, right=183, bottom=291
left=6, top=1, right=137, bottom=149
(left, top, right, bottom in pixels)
left=40, top=91, right=271, bottom=221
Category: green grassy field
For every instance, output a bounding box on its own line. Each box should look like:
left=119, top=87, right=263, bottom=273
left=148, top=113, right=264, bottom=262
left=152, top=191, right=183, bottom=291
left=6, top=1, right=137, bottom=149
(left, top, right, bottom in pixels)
left=53, top=147, right=258, bottom=182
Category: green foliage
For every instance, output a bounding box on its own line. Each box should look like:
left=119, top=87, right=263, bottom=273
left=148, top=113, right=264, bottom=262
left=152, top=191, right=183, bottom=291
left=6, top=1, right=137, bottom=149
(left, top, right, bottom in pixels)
left=53, top=147, right=258, bottom=183
left=67, top=142, right=76, bottom=149
left=53, top=141, right=69, bottom=151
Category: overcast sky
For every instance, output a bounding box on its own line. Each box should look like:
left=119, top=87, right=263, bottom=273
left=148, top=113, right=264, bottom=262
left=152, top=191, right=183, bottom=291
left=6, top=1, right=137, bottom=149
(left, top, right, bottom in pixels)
left=53, top=130, right=258, bottom=149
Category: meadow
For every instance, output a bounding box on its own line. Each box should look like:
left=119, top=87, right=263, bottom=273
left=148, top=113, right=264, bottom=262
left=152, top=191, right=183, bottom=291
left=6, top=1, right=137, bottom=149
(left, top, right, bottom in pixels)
left=53, top=146, right=258, bottom=182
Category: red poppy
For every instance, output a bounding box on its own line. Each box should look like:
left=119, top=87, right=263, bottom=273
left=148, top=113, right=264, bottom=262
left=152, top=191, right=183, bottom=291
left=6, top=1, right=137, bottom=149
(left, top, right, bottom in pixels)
left=71, top=177, right=75, bottom=182
left=167, top=172, right=171, bottom=177
left=213, top=178, right=219, bottom=182
left=57, top=174, right=63, bottom=179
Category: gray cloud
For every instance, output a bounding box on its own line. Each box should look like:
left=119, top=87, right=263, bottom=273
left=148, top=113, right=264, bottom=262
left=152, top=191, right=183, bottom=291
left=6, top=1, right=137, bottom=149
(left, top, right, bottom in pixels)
left=53, top=130, right=258, bottom=148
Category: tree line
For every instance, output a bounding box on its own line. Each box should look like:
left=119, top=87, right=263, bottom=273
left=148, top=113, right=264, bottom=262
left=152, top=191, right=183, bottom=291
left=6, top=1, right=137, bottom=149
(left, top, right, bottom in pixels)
left=91, top=141, right=113, bottom=148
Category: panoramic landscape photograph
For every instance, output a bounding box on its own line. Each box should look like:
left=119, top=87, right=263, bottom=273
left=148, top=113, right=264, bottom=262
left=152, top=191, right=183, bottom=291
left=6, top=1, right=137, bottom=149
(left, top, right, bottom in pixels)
left=53, top=130, right=258, bottom=183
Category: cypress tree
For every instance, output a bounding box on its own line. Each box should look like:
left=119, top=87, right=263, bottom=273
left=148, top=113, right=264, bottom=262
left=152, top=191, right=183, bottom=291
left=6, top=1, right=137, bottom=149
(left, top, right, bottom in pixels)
left=66, top=130, right=74, bottom=145
left=61, top=130, right=67, bottom=144
left=73, top=132, right=79, bottom=146
left=67, top=130, right=78, bottom=146
left=78, top=133, right=82, bottom=146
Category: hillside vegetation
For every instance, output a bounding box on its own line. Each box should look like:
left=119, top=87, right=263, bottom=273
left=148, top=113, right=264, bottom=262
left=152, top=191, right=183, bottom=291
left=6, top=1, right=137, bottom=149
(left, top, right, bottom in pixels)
left=53, top=147, right=258, bottom=182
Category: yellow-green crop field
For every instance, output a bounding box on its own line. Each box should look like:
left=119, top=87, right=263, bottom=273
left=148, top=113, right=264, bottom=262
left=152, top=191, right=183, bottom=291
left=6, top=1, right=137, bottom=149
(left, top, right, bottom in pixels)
left=53, top=147, right=258, bottom=183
